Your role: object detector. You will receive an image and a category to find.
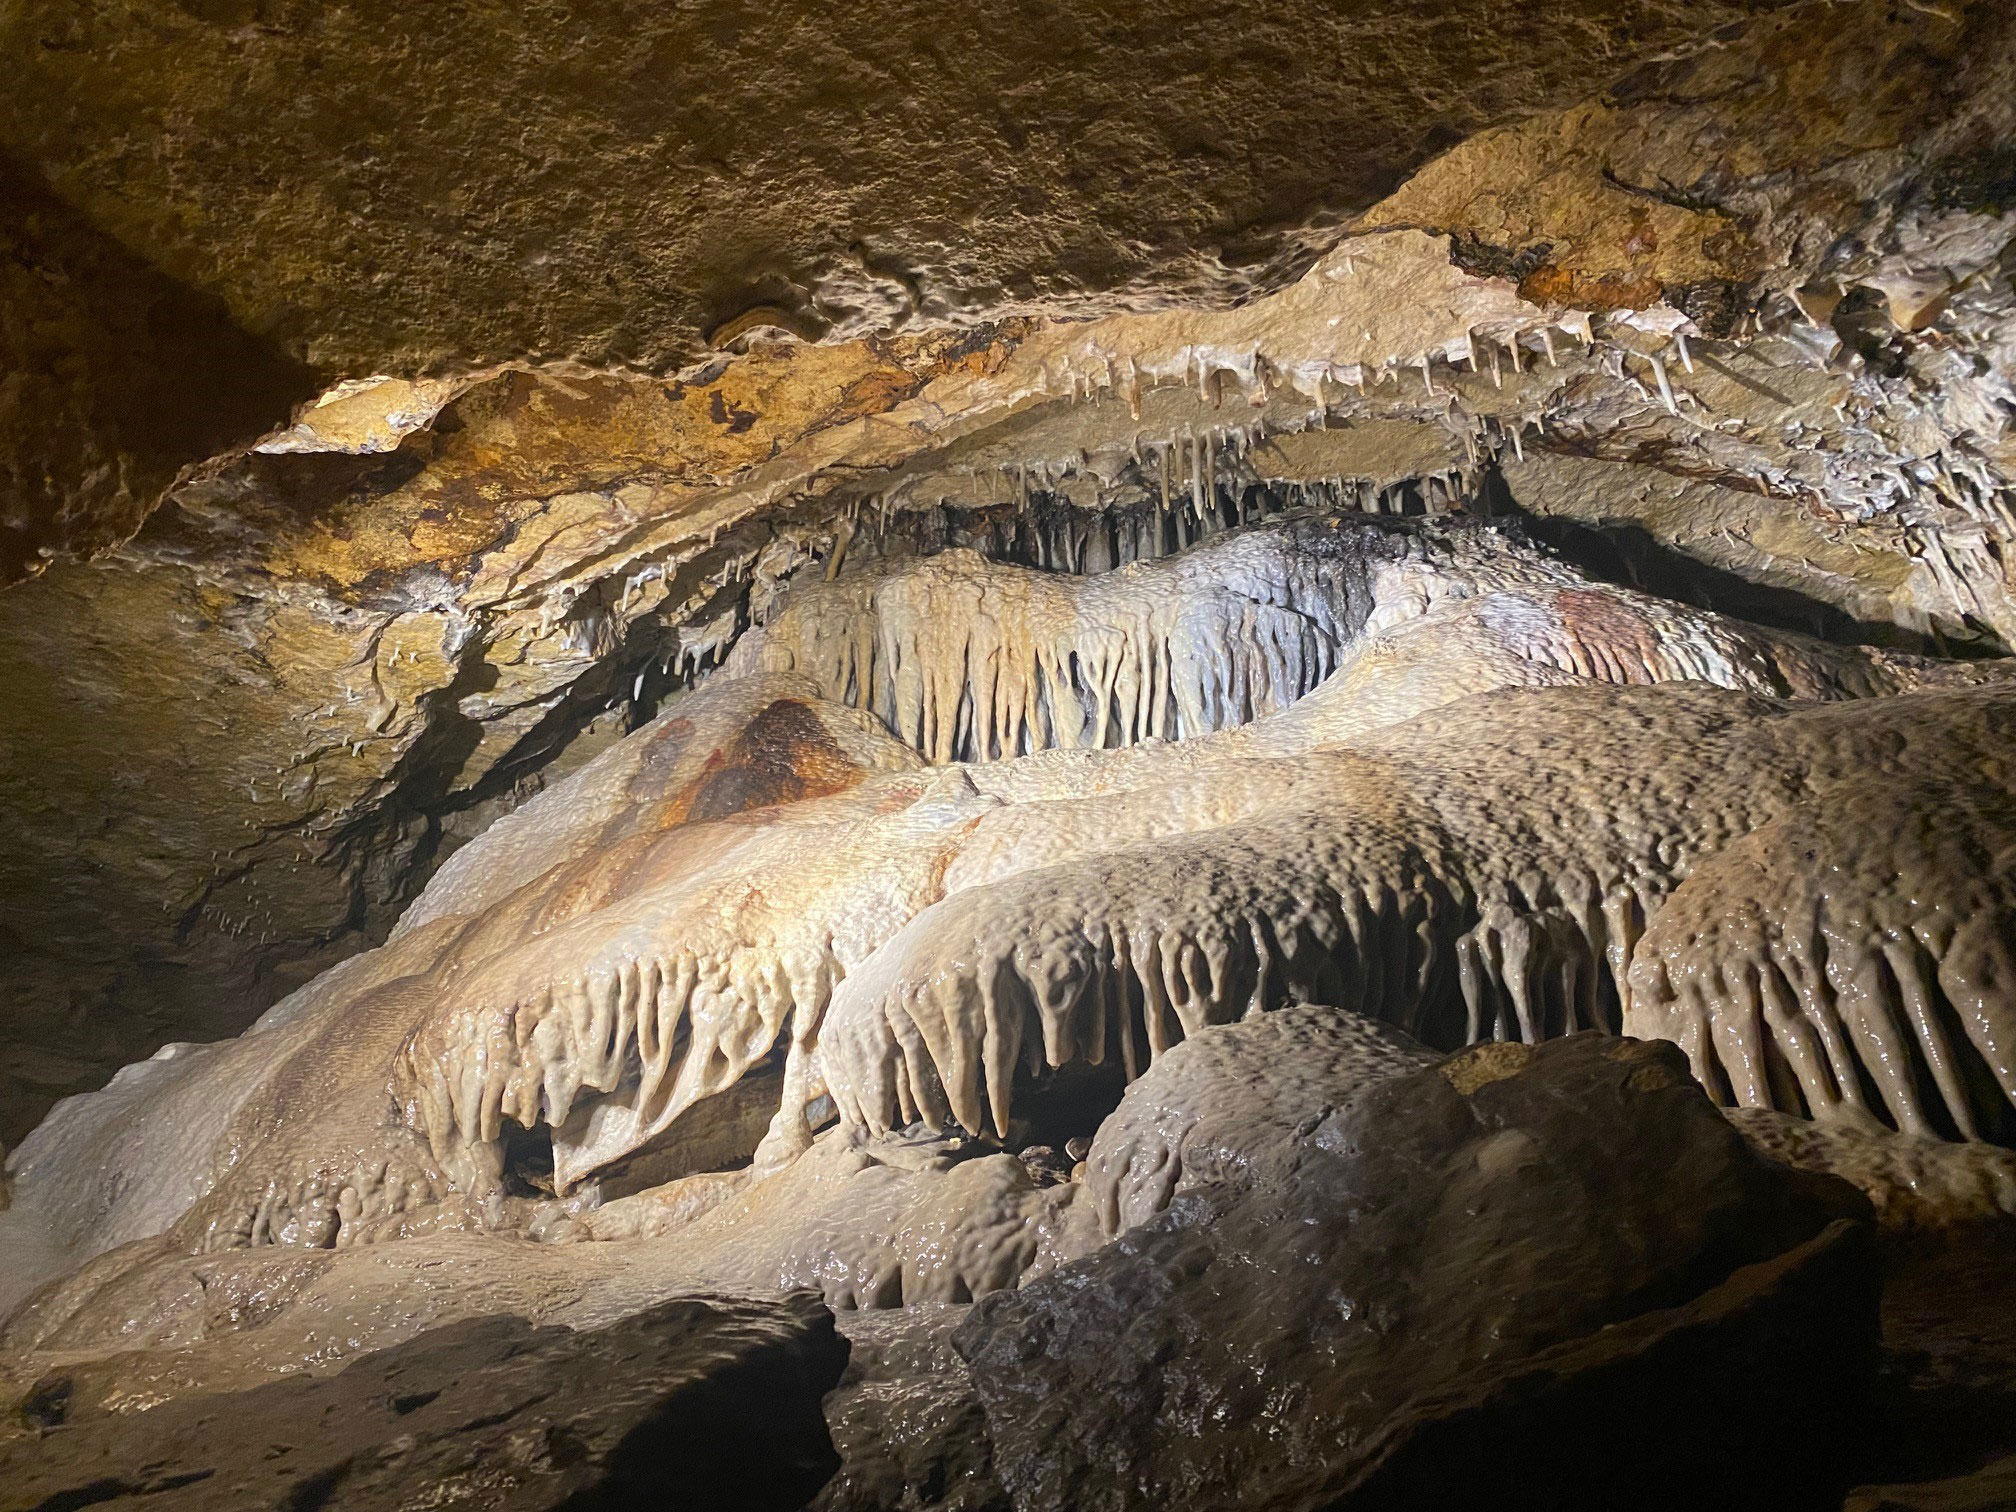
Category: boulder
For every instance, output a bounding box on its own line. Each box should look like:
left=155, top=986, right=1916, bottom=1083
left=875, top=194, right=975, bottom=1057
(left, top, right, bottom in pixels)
left=1084, top=1005, right=1437, bottom=1238
left=955, top=1033, right=1880, bottom=1512
left=813, top=1306, right=1011, bottom=1512
left=1, top=1291, right=847, bottom=1512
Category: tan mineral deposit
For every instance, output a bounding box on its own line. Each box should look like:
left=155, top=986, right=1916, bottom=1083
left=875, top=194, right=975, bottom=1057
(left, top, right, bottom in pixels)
left=2, top=3, right=2015, bottom=1509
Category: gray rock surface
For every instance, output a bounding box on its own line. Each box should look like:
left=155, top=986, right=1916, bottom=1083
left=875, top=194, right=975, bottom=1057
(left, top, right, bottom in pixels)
left=955, top=1034, right=1880, bottom=1512
left=813, top=1305, right=1010, bottom=1512
left=1085, top=1004, right=1437, bottom=1237
left=0, top=1291, right=848, bottom=1512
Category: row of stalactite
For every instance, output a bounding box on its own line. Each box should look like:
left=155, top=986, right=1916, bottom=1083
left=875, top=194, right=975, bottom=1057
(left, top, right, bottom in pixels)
left=890, top=468, right=1491, bottom=578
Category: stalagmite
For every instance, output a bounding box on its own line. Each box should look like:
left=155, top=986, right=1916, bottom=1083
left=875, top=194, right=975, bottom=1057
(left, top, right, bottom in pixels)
left=6, top=513, right=2016, bottom=1369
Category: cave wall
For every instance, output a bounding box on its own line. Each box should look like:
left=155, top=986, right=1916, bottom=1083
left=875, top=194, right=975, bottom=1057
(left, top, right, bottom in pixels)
left=4, top=0, right=2016, bottom=1143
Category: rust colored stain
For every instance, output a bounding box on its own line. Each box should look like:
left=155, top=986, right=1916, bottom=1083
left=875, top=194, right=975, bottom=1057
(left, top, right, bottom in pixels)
left=1519, top=262, right=1664, bottom=312
left=517, top=699, right=878, bottom=922
left=833, top=363, right=926, bottom=417
left=531, top=826, right=676, bottom=927
left=1553, top=589, right=1665, bottom=682
left=660, top=699, right=870, bottom=826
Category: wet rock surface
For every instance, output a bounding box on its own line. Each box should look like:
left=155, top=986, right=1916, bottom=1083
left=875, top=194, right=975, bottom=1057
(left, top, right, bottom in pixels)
left=1842, top=1238, right=2016, bottom=1512
left=0, top=1291, right=848, bottom=1512
left=1084, top=1005, right=1438, bottom=1238
left=814, top=1306, right=1010, bottom=1512
left=954, top=1034, right=1882, bottom=1512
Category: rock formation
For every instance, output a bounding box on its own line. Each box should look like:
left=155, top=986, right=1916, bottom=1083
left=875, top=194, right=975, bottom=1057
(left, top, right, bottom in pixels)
left=4, top=0, right=2016, bottom=1506
left=1, top=1293, right=849, bottom=1512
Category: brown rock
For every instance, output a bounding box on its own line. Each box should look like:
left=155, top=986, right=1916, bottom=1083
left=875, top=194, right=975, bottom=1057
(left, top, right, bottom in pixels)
left=955, top=1034, right=1879, bottom=1512
left=0, top=1291, right=849, bottom=1512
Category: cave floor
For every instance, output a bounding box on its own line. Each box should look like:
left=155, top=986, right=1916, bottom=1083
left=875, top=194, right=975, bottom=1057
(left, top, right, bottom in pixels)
left=1849, top=1232, right=2016, bottom=1507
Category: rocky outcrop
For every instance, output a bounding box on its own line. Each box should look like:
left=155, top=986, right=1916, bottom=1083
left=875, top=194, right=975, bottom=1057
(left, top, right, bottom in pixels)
left=8, top=0, right=2016, bottom=1135
left=0, top=0, right=1822, bottom=580
left=0, top=343, right=971, bottom=1145
left=0, top=1291, right=848, bottom=1512
left=954, top=1035, right=1880, bottom=1512
left=814, top=1306, right=1011, bottom=1512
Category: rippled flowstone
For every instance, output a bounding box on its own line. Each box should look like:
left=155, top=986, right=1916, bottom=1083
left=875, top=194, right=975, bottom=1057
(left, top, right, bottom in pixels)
left=0, top=1291, right=847, bottom=1512
left=954, top=1034, right=1881, bottom=1512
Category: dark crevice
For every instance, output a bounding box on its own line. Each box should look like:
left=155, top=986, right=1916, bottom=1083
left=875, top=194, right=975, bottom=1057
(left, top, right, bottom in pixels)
left=1482, top=467, right=1952, bottom=652
left=499, top=1117, right=558, bottom=1199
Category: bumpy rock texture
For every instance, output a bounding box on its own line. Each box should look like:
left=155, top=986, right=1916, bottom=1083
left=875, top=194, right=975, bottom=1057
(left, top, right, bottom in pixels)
left=7, top=0, right=2016, bottom=1143
left=955, top=1034, right=1880, bottom=1512
left=0, top=1291, right=848, bottom=1512
left=814, top=1306, right=1011, bottom=1512
left=6, top=2, right=2016, bottom=1507
left=0, top=0, right=1809, bottom=572
left=1083, top=1004, right=1438, bottom=1237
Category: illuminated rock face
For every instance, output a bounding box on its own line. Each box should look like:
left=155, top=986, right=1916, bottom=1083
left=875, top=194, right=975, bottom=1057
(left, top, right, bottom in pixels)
left=4, top=508, right=2013, bottom=1357
left=13, top=0, right=2016, bottom=1145
left=954, top=1037, right=1881, bottom=1512
left=6, top=4, right=2016, bottom=1501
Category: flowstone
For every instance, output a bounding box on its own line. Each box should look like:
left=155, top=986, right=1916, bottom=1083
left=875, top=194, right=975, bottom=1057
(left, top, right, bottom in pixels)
left=7, top=5, right=2016, bottom=1505
left=5, top=511, right=2015, bottom=1353
left=2, top=496, right=2013, bottom=1512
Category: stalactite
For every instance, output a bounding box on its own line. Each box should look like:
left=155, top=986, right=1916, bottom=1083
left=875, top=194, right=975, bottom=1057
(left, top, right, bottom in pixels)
left=728, top=531, right=1364, bottom=762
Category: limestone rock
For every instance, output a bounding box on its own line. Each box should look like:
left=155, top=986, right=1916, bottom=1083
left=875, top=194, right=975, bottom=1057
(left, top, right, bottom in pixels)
left=0, top=1291, right=848, bottom=1512
left=1729, top=1108, right=2016, bottom=1237
left=0, top=0, right=1806, bottom=567
left=954, top=1034, right=1880, bottom=1512
left=1083, top=1004, right=1437, bottom=1237
left=0, top=158, right=317, bottom=584
left=10, top=0, right=2016, bottom=1134
left=814, top=1306, right=1010, bottom=1512
left=0, top=342, right=965, bottom=1146
left=2, top=5, right=2016, bottom=1506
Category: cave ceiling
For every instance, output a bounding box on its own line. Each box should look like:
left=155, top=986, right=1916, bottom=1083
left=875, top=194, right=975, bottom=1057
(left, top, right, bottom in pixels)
left=2, top=0, right=1853, bottom=584
left=1, top=0, right=2014, bottom=1152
